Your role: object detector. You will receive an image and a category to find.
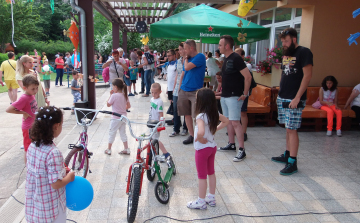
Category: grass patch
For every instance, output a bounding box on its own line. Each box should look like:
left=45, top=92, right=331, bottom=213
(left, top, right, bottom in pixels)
left=0, top=85, right=9, bottom=93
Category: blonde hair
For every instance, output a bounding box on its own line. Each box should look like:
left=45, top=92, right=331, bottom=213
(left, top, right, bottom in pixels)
left=17, top=55, right=34, bottom=78
left=151, top=82, right=161, bottom=91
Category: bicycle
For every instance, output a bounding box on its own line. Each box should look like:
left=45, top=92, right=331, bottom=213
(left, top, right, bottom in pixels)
left=61, top=107, right=100, bottom=178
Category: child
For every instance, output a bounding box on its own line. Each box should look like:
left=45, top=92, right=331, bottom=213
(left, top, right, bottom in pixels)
left=26, top=106, right=75, bottom=223
left=319, top=76, right=342, bottom=136
left=105, top=78, right=131, bottom=155
left=129, top=60, right=138, bottom=95
left=71, top=70, right=81, bottom=115
left=187, top=88, right=229, bottom=210
left=149, top=83, right=173, bottom=161
left=6, top=74, right=39, bottom=163
left=40, top=59, right=54, bottom=96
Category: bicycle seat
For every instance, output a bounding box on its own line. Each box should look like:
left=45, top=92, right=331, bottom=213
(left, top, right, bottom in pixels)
left=147, top=120, right=159, bottom=128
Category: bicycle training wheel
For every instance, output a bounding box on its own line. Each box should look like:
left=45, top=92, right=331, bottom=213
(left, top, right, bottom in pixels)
left=127, top=166, right=141, bottom=223
left=147, top=139, right=159, bottom=182
left=154, top=181, right=170, bottom=204
left=64, top=148, right=89, bottom=178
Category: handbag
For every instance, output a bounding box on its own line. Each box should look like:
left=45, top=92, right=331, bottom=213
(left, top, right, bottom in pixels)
left=166, top=102, right=174, bottom=115
left=312, top=98, right=322, bottom=109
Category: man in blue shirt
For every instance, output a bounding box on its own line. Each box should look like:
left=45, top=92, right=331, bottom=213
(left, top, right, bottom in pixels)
left=177, top=39, right=206, bottom=144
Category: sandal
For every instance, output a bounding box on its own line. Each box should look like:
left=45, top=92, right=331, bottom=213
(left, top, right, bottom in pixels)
left=104, top=149, right=111, bottom=155
left=119, top=148, right=130, bottom=155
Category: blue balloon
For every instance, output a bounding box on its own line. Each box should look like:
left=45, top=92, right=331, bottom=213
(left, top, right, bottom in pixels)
left=66, top=176, right=94, bottom=211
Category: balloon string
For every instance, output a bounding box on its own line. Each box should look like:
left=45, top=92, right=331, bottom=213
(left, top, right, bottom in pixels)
left=11, top=0, right=16, bottom=47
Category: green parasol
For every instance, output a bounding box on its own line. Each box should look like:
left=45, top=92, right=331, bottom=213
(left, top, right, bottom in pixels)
left=150, top=4, right=270, bottom=44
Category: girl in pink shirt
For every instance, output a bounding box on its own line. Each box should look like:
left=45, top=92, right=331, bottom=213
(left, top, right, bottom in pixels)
left=105, top=78, right=131, bottom=155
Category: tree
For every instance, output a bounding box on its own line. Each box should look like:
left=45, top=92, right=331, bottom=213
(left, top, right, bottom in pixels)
left=0, top=0, right=43, bottom=53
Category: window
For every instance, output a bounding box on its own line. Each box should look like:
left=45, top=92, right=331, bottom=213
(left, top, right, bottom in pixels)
left=247, top=42, right=256, bottom=65
left=275, top=8, right=292, bottom=23
left=260, top=11, right=273, bottom=26
left=295, top=24, right=301, bottom=43
left=256, top=39, right=270, bottom=63
left=274, top=25, right=290, bottom=48
left=296, top=8, right=302, bottom=17
left=248, top=15, right=258, bottom=24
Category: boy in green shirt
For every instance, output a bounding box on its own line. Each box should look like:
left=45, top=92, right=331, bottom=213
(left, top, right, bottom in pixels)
left=40, top=60, right=54, bottom=96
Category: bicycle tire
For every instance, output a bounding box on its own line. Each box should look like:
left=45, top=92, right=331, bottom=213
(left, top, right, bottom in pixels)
left=154, top=181, right=170, bottom=204
left=127, top=166, right=141, bottom=223
left=146, top=139, right=159, bottom=182
left=64, top=148, right=89, bottom=178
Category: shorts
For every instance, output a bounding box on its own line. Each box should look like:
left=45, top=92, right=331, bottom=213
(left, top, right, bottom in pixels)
left=195, top=146, right=217, bottom=179
left=241, top=96, right=249, bottom=112
left=152, top=131, right=160, bottom=140
left=131, top=80, right=136, bottom=84
left=4, top=80, right=19, bottom=90
left=277, top=97, right=305, bottom=130
left=177, top=89, right=197, bottom=118
left=124, top=76, right=131, bottom=86
left=167, top=91, right=173, bottom=101
left=22, top=129, right=31, bottom=152
left=209, top=76, right=216, bottom=86
left=72, top=92, right=81, bottom=103
left=43, top=80, right=50, bottom=89
left=220, top=97, right=243, bottom=121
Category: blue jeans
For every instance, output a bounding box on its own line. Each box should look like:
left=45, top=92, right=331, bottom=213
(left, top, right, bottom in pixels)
left=55, top=69, right=64, bottom=86
left=140, top=69, right=145, bottom=93
left=144, top=69, right=152, bottom=95
left=151, top=68, right=155, bottom=85
left=173, top=96, right=187, bottom=133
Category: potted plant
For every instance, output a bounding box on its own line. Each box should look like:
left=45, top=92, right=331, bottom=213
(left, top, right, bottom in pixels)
left=243, top=55, right=254, bottom=64
left=256, top=58, right=272, bottom=75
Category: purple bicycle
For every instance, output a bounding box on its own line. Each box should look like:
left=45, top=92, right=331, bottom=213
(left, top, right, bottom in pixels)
left=61, top=107, right=98, bottom=178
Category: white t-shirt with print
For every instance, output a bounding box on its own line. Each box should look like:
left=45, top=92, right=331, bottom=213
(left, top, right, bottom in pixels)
left=351, top=84, right=360, bottom=107
left=194, top=113, right=217, bottom=150
left=167, top=63, right=177, bottom=91
left=149, top=97, right=163, bottom=121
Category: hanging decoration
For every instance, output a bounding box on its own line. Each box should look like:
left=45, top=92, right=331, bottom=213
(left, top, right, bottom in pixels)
left=141, top=36, right=149, bottom=45
left=72, top=49, right=81, bottom=69
left=348, top=8, right=360, bottom=46
left=237, top=19, right=251, bottom=43
left=64, top=21, right=80, bottom=50
left=238, top=0, right=257, bottom=17
left=10, top=0, right=16, bottom=47
left=50, top=0, right=55, bottom=13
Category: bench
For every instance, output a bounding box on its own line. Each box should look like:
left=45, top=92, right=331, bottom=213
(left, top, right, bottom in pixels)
left=247, top=85, right=276, bottom=127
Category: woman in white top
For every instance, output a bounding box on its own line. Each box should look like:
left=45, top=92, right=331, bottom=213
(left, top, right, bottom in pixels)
left=214, top=49, right=223, bottom=69
left=102, top=49, right=128, bottom=89
left=205, top=52, right=221, bottom=90
left=16, top=55, right=49, bottom=107
left=344, top=83, right=360, bottom=126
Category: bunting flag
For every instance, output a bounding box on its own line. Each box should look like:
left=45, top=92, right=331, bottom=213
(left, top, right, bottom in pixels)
left=72, top=50, right=81, bottom=69
left=68, top=21, right=80, bottom=50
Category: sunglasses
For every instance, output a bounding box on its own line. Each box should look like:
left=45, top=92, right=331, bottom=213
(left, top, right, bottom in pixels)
left=281, top=30, right=290, bottom=35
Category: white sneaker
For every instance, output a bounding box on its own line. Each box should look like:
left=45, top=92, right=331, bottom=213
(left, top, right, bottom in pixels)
left=187, top=199, right=207, bottom=210
left=104, top=149, right=111, bottom=155
left=205, top=195, right=216, bottom=207
left=326, top=131, right=332, bottom=136
left=337, top=130, right=342, bottom=137
left=119, top=148, right=130, bottom=155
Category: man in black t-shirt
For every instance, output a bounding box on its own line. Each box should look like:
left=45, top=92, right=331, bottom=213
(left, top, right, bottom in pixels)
left=271, top=28, right=313, bottom=176
left=217, top=35, right=252, bottom=162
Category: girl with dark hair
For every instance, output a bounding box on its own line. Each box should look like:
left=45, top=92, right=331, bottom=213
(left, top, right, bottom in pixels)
left=187, top=88, right=229, bottom=210
left=319, top=76, right=342, bottom=136
left=27, top=106, right=75, bottom=223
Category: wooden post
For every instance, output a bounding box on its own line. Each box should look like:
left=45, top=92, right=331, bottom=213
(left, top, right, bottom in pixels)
left=122, top=31, right=128, bottom=58
left=112, top=22, right=120, bottom=49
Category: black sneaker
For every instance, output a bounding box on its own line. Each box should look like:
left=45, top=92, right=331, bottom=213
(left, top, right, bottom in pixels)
left=271, top=152, right=289, bottom=164
left=244, top=133, right=248, bottom=141
left=166, top=120, right=174, bottom=126
left=183, top=135, right=194, bottom=145
left=134, top=91, right=138, bottom=95
left=233, top=148, right=246, bottom=162
left=218, top=143, right=236, bottom=151
left=280, top=161, right=298, bottom=175
left=139, top=91, right=145, bottom=94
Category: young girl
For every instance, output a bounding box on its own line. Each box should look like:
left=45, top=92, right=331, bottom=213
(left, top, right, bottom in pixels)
left=319, top=76, right=342, bottom=136
left=105, top=78, right=131, bottom=155
left=187, top=88, right=229, bottom=210
left=26, top=106, right=75, bottom=223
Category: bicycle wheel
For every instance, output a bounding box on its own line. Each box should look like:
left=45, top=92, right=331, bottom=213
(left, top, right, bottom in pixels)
left=146, top=139, right=159, bottom=182
left=64, top=148, right=89, bottom=178
left=154, top=181, right=170, bottom=204
left=127, top=166, right=141, bottom=223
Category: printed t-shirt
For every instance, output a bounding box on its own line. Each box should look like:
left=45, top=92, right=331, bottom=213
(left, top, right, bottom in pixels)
left=129, top=67, right=138, bottom=80
left=181, top=53, right=206, bottom=92
left=12, top=94, right=37, bottom=130
left=221, top=52, right=247, bottom=97
left=194, top=113, right=217, bottom=150
left=0, top=59, right=17, bottom=80
left=278, top=46, right=313, bottom=100
left=108, top=92, right=129, bottom=118
left=149, top=97, right=163, bottom=121
left=41, top=66, right=51, bottom=80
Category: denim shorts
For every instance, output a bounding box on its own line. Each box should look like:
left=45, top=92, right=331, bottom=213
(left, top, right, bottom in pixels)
left=220, top=97, right=243, bottom=121
left=277, top=97, right=305, bottom=130
left=124, top=76, right=131, bottom=86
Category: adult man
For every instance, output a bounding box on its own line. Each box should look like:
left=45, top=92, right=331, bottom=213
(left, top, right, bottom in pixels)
left=65, top=52, right=74, bottom=71
left=137, top=45, right=152, bottom=97
left=178, top=39, right=206, bottom=144
left=271, top=28, right=313, bottom=175
left=0, top=52, right=19, bottom=103
left=130, top=48, right=138, bottom=63
left=218, top=35, right=252, bottom=162
left=235, top=48, right=253, bottom=141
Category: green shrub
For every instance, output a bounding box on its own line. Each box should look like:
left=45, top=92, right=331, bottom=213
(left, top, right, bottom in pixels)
left=15, top=40, right=74, bottom=60
left=0, top=53, right=8, bottom=65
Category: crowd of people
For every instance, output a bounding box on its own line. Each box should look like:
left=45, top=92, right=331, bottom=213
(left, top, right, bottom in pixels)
left=2, top=27, right=360, bottom=221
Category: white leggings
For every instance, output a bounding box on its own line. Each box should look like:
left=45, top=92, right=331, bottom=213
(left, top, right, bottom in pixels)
left=109, top=119, right=127, bottom=143
left=53, top=200, right=66, bottom=223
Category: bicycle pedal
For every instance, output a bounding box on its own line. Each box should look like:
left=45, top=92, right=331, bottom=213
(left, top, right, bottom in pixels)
left=89, top=169, right=92, bottom=174
left=88, top=152, right=93, bottom=156
left=68, top=144, right=75, bottom=149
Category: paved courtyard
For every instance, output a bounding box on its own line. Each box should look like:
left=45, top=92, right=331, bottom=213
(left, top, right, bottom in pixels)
left=0, top=80, right=360, bottom=223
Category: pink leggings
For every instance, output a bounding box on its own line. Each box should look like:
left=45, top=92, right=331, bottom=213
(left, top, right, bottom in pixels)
left=195, top=146, right=217, bottom=179
left=320, top=105, right=342, bottom=131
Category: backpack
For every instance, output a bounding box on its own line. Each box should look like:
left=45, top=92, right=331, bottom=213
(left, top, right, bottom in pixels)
left=144, top=52, right=155, bottom=65
left=249, top=69, right=257, bottom=90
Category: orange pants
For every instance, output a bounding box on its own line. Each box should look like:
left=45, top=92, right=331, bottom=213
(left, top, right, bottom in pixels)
left=320, top=105, right=342, bottom=131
